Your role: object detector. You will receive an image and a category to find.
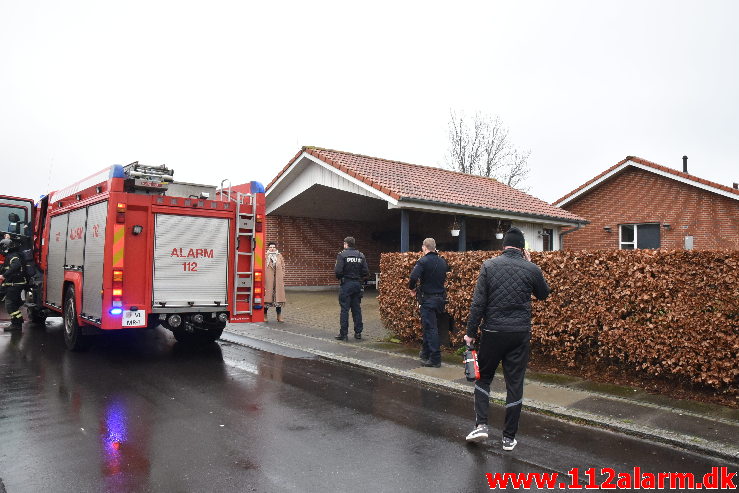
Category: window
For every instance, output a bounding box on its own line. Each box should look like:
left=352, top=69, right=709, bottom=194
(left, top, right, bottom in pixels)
left=619, top=223, right=660, bottom=250
left=0, top=199, right=32, bottom=237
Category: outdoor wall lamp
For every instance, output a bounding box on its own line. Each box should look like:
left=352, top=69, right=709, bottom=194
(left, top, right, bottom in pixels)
left=603, top=226, right=612, bottom=233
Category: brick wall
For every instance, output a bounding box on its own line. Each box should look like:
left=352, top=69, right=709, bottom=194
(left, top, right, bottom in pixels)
left=266, top=215, right=391, bottom=286
left=561, top=168, right=739, bottom=250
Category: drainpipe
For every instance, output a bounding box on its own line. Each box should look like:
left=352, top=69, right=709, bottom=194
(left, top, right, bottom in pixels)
left=559, top=223, right=583, bottom=250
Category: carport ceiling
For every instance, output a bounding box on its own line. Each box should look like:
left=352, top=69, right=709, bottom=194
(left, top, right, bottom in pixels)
left=269, top=184, right=390, bottom=222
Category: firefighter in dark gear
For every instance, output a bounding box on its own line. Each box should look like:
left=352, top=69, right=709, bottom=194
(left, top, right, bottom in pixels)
left=0, top=235, right=7, bottom=304
left=463, top=227, right=550, bottom=450
left=334, top=236, right=369, bottom=341
left=0, top=237, right=27, bottom=332
left=408, top=238, right=450, bottom=368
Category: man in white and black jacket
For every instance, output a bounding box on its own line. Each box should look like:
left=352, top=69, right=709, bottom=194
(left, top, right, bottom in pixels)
left=463, top=227, right=550, bottom=451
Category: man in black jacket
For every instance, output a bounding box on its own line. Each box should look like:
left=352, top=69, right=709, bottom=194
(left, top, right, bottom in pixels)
left=408, top=238, right=449, bottom=368
left=334, top=236, right=369, bottom=341
left=0, top=237, right=27, bottom=332
left=463, top=227, right=549, bottom=450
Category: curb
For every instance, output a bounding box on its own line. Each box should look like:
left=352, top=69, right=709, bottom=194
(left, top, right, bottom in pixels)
left=222, top=328, right=739, bottom=463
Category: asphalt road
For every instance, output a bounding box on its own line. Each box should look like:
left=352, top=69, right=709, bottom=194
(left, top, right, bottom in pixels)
left=0, top=320, right=736, bottom=492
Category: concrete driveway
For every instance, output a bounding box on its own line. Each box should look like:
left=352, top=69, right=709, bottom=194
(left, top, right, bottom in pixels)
left=267, top=287, right=390, bottom=341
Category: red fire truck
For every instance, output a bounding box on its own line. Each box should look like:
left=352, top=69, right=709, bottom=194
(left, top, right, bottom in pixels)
left=0, top=162, right=265, bottom=350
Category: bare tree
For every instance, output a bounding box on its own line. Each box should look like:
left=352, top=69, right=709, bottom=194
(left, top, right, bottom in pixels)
left=445, top=110, right=531, bottom=190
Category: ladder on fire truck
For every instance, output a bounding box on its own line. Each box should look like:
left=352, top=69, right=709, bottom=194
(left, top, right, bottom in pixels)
left=232, top=190, right=257, bottom=316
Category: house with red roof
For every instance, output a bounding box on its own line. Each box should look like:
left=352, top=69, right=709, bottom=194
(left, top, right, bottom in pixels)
left=254, top=147, right=585, bottom=286
left=553, top=156, right=739, bottom=251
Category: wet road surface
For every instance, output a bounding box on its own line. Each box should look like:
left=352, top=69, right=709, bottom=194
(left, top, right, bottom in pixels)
left=1, top=320, right=736, bottom=492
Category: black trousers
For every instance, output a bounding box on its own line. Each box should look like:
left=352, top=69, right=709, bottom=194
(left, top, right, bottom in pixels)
left=473, top=331, right=530, bottom=438
left=338, top=279, right=363, bottom=335
left=419, top=294, right=445, bottom=365
left=3, top=285, right=24, bottom=326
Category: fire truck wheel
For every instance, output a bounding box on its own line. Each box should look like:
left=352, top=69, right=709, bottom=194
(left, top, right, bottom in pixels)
left=202, top=324, right=225, bottom=344
left=172, top=325, right=224, bottom=345
left=147, top=315, right=163, bottom=330
left=171, top=328, right=193, bottom=344
left=63, top=286, right=92, bottom=351
left=28, top=308, right=47, bottom=325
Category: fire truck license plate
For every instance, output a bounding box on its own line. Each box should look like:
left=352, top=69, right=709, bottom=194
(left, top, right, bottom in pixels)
left=122, top=310, right=146, bottom=328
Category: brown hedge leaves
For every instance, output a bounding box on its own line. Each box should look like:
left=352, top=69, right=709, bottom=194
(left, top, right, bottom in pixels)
left=379, top=250, right=739, bottom=394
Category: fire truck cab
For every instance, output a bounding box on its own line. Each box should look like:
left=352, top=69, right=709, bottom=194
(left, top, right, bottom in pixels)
left=1, top=162, right=265, bottom=351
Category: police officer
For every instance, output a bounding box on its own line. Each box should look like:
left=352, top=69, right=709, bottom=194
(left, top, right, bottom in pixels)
left=408, top=238, right=450, bottom=368
left=0, top=237, right=27, bottom=332
left=334, top=236, right=369, bottom=341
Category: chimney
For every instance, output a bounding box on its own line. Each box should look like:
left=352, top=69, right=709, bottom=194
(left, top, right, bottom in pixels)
left=682, top=155, right=688, bottom=173
left=734, top=183, right=738, bottom=189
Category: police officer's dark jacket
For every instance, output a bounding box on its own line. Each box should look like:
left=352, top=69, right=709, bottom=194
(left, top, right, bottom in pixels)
left=2, top=251, right=26, bottom=284
left=408, top=251, right=449, bottom=295
left=335, top=248, right=369, bottom=281
left=466, top=248, right=549, bottom=336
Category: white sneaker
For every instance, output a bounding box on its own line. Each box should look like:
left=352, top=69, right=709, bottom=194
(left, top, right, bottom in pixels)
left=465, top=424, right=489, bottom=443
left=502, top=436, right=517, bottom=451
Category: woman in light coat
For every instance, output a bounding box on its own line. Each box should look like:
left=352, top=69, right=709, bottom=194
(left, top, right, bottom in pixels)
left=264, top=241, right=286, bottom=322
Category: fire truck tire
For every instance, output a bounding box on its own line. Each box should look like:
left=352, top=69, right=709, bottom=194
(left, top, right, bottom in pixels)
left=172, top=324, right=224, bottom=345
left=63, top=286, right=92, bottom=352
left=147, top=315, right=162, bottom=330
left=171, top=329, right=191, bottom=344
left=28, top=308, right=47, bottom=325
left=203, top=324, right=225, bottom=344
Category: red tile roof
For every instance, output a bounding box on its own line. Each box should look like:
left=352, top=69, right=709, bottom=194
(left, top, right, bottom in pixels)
left=553, top=156, right=739, bottom=206
left=267, top=146, right=586, bottom=223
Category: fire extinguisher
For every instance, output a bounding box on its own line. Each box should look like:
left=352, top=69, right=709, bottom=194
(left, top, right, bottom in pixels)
left=464, top=344, right=480, bottom=381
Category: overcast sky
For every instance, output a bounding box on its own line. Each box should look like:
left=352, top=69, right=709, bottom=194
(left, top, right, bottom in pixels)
left=1, top=1, right=737, bottom=204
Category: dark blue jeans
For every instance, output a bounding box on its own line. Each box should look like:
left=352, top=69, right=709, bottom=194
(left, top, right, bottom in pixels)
left=419, top=294, right=445, bottom=365
left=339, top=279, right=363, bottom=335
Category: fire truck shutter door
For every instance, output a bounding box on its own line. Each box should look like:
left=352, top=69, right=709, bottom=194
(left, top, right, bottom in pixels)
left=65, top=208, right=87, bottom=269
left=82, top=201, right=107, bottom=320
left=46, top=213, right=69, bottom=307
left=153, top=214, right=229, bottom=307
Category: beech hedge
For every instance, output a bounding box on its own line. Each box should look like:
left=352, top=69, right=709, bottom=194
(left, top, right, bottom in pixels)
left=378, top=250, right=739, bottom=393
